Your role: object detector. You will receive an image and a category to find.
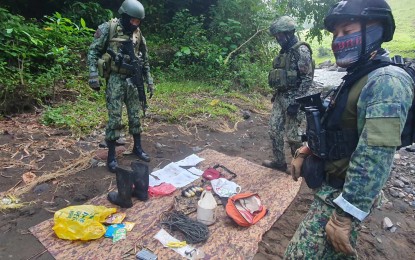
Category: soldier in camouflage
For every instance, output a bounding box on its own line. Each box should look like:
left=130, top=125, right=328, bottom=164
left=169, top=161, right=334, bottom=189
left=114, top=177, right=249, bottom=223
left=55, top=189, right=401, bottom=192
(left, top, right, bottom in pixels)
left=285, top=0, right=414, bottom=258
left=263, top=16, right=314, bottom=172
left=87, top=0, right=153, bottom=173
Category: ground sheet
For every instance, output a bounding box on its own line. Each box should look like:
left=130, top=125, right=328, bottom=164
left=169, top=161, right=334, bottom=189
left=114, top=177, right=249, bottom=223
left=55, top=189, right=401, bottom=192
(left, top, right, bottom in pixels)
left=30, top=149, right=301, bottom=259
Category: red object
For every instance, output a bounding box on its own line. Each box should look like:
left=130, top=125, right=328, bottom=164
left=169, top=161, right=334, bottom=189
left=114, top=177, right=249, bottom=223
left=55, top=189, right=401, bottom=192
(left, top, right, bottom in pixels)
left=226, top=193, right=267, bottom=227
left=202, top=168, right=221, bottom=180
left=148, top=183, right=176, bottom=197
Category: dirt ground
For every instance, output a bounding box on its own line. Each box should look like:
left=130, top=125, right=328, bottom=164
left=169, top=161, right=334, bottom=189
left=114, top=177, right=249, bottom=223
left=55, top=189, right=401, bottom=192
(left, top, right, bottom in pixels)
left=0, top=110, right=414, bottom=260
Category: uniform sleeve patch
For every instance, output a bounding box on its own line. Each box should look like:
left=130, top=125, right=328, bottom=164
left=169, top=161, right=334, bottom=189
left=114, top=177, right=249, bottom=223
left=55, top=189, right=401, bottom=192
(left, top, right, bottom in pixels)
left=366, top=102, right=402, bottom=146
left=94, top=29, right=102, bottom=39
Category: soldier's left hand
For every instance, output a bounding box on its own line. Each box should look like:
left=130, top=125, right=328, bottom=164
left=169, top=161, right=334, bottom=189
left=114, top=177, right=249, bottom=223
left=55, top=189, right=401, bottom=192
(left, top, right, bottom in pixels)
left=325, top=211, right=356, bottom=256
left=147, top=84, right=154, bottom=99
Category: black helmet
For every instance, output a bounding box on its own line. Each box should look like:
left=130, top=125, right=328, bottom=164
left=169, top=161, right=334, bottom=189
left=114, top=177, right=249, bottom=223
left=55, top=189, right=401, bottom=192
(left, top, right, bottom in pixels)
left=324, top=0, right=395, bottom=42
left=118, top=0, right=145, bottom=20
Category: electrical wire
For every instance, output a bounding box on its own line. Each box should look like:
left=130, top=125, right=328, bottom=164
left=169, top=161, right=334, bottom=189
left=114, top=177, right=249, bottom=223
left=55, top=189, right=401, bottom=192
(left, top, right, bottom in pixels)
left=160, top=211, right=209, bottom=244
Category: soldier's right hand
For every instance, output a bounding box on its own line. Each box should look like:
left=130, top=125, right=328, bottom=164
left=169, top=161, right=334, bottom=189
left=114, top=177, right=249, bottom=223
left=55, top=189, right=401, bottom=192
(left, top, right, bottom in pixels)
left=88, top=72, right=100, bottom=91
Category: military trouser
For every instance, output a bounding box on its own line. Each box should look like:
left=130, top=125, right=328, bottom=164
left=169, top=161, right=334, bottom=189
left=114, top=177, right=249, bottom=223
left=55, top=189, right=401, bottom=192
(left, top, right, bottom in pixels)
left=268, top=96, right=303, bottom=165
left=105, top=73, right=142, bottom=141
left=284, top=184, right=359, bottom=260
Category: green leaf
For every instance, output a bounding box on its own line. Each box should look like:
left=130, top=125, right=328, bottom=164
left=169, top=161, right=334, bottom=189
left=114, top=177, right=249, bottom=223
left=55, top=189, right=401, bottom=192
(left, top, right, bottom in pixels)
left=224, top=36, right=231, bottom=42
left=6, top=29, right=13, bottom=34
left=181, top=46, right=191, bottom=55
left=80, top=18, right=86, bottom=28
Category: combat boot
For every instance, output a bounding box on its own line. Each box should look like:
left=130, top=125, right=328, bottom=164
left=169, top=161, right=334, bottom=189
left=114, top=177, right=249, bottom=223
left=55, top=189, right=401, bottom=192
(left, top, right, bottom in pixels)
left=132, top=134, right=150, bottom=162
left=107, top=166, right=133, bottom=208
left=130, top=161, right=149, bottom=201
left=107, top=140, right=118, bottom=173
left=262, top=160, right=288, bottom=172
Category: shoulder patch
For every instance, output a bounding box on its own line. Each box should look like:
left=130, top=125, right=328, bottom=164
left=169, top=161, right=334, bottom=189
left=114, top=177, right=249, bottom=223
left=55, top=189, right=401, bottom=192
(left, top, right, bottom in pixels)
left=94, top=29, right=102, bottom=39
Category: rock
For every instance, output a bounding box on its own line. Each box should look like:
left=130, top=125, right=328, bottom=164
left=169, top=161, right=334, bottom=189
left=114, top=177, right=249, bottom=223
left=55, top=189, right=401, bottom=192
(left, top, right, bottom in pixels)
left=399, top=176, right=410, bottom=184
left=192, top=146, right=203, bottom=152
left=410, top=201, right=415, bottom=207
left=337, top=67, right=347, bottom=72
left=90, top=158, right=99, bottom=167
left=242, top=110, right=251, bottom=120
left=394, top=153, right=401, bottom=160
left=392, top=179, right=405, bottom=188
left=390, top=226, right=397, bottom=233
left=376, top=237, right=382, bottom=243
left=398, top=192, right=406, bottom=198
left=155, top=142, right=163, bottom=149
left=389, top=188, right=399, bottom=198
left=404, top=187, right=413, bottom=193
left=327, top=65, right=337, bottom=71
left=384, top=201, right=393, bottom=209
left=33, top=183, right=50, bottom=194
left=382, top=217, right=393, bottom=229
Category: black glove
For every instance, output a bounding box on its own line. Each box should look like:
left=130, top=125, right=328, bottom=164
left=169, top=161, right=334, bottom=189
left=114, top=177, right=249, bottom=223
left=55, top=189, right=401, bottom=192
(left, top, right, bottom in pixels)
left=147, top=84, right=154, bottom=99
left=88, top=72, right=100, bottom=91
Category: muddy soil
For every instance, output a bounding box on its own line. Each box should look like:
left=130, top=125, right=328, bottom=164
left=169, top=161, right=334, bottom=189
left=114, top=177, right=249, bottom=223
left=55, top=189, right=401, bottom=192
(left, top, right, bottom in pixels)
left=0, top=109, right=414, bottom=260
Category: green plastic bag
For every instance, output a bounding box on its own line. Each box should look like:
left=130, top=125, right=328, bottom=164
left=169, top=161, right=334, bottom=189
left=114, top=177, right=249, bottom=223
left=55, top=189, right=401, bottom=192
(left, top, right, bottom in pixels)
left=53, top=205, right=116, bottom=241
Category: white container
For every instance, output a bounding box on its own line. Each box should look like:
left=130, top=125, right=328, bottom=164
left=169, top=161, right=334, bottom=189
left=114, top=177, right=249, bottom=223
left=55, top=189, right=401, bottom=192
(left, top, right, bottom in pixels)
left=197, top=186, right=217, bottom=225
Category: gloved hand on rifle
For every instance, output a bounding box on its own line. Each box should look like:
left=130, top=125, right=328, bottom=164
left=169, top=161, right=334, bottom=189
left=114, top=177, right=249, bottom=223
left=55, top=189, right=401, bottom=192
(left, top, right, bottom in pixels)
left=88, top=72, right=100, bottom=91
left=147, top=84, right=154, bottom=99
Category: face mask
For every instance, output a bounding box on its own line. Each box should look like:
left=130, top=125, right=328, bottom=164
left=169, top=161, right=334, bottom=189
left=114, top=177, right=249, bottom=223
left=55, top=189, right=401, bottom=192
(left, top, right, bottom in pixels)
left=332, top=24, right=384, bottom=68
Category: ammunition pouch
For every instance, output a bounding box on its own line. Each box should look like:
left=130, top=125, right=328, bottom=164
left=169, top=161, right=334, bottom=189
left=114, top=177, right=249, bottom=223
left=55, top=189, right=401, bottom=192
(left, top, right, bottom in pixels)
left=325, top=129, right=358, bottom=160
left=97, top=53, right=112, bottom=79
left=287, top=103, right=300, bottom=116
left=301, top=154, right=325, bottom=189
left=268, top=69, right=298, bottom=89
left=111, top=60, right=134, bottom=75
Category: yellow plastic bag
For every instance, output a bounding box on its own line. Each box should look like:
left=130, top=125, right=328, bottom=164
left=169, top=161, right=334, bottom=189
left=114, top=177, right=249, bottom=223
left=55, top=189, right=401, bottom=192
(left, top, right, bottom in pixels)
left=53, top=205, right=116, bottom=241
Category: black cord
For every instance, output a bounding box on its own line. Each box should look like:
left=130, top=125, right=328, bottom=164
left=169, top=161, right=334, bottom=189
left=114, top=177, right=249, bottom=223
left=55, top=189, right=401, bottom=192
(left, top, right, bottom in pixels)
left=160, top=211, right=209, bottom=244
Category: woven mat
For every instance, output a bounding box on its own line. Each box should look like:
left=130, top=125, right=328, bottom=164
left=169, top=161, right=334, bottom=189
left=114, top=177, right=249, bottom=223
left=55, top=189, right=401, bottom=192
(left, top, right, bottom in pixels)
left=29, top=149, right=301, bottom=259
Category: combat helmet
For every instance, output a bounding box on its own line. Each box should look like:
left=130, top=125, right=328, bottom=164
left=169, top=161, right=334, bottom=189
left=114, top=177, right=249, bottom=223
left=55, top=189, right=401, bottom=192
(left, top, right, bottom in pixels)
left=269, top=16, right=297, bottom=36
left=324, top=0, right=395, bottom=42
left=118, top=0, right=145, bottom=20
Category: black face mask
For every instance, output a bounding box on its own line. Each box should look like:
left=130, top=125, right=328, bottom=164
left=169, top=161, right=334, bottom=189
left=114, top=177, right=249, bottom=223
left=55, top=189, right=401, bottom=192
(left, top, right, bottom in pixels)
left=276, top=32, right=298, bottom=51
left=121, top=14, right=138, bottom=34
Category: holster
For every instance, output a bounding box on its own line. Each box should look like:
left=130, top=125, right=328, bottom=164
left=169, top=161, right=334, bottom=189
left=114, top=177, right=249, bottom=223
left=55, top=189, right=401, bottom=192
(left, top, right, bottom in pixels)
left=301, top=154, right=325, bottom=189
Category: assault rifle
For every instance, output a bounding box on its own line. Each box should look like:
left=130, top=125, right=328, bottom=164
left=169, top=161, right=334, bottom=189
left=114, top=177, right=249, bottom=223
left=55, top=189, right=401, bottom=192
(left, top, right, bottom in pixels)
left=295, top=92, right=327, bottom=158
left=107, top=40, right=147, bottom=115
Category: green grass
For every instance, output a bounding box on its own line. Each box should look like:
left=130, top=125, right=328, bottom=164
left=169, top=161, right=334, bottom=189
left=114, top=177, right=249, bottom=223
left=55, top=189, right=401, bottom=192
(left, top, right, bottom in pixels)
left=305, top=0, right=415, bottom=65
left=41, top=80, right=268, bottom=136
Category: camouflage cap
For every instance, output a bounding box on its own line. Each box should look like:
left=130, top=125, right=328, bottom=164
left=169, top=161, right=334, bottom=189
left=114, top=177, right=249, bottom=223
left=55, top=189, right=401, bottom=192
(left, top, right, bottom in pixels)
left=269, top=16, right=297, bottom=36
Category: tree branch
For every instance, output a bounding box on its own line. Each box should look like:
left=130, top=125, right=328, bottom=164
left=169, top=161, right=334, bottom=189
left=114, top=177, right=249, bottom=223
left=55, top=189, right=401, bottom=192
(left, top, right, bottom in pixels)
left=224, top=28, right=268, bottom=65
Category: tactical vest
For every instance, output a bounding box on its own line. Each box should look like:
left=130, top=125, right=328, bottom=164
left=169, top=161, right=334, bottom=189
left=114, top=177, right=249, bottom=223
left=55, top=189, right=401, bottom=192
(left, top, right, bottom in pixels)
left=269, top=41, right=315, bottom=89
left=97, top=19, right=142, bottom=78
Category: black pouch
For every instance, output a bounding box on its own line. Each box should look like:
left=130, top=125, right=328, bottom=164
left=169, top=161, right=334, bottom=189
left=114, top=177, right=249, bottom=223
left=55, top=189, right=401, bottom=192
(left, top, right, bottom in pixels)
left=287, top=103, right=300, bottom=116
left=301, top=155, right=325, bottom=189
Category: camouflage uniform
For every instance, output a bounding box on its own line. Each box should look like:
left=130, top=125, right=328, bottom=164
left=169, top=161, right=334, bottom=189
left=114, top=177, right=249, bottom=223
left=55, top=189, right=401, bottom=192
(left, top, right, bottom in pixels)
left=87, top=19, right=153, bottom=141
left=284, top=60, right=414, bottom=259
left=269, top=44, right=314, bottom=165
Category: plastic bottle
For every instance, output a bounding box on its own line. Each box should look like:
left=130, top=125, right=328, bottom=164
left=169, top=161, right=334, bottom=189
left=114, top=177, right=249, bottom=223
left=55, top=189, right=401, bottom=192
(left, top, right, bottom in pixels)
left=197, top=186, right=217, bottom=225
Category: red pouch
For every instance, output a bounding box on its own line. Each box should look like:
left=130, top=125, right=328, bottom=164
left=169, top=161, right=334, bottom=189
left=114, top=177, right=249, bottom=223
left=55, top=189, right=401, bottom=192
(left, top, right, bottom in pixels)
left=202, top=168, right=221, bottom=180
left=148, top=183, right=176, bottom=197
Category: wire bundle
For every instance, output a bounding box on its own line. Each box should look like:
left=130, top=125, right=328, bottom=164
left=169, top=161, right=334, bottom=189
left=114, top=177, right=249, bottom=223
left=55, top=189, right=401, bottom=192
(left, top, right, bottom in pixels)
left=160, top=211, right=209, bottom=244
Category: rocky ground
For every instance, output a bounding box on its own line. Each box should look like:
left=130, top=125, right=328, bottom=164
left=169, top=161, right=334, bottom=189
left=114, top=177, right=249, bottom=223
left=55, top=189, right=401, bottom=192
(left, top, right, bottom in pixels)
left=0, top=69, right=414, bottom=259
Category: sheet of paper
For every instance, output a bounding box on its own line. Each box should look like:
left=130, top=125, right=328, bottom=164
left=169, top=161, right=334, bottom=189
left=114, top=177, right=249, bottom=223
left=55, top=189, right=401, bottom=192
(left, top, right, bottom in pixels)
left=149, top=175, right=164, bottom=187
left=151, top=162, right=199, bottom=188
left=187, top=167, right=204, bottom=176
left=175, top=154, right=205, bottom=167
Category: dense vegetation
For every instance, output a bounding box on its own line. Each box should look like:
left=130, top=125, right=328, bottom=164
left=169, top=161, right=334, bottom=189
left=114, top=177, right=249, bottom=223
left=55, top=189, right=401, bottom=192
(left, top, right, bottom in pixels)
left=1, top=0, right=414, bottom=134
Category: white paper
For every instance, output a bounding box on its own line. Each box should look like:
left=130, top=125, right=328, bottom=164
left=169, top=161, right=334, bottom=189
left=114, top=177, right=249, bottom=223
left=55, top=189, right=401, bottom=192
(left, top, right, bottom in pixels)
left=154, top=228, right=195, bottom=260
left=149, top=175, right=164, bottom=187
left=175, top=154, right=205, bottom=167
left=187, top=167, right=204, bottom=176
left=151, top=162, right=199, bottom=188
